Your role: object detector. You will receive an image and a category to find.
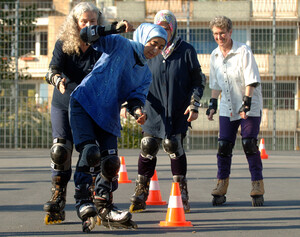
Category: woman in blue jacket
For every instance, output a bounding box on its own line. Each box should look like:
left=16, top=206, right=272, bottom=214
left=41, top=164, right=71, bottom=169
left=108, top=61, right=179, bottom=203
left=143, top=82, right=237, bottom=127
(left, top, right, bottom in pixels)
left=129, top=10, right=206, bottom=214
left=69, top=23, right=167, bottom=232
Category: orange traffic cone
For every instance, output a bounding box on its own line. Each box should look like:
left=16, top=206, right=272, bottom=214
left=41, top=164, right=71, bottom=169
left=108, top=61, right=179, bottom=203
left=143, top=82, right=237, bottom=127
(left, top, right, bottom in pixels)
left=118, top=156, right=132, bottom=183
left=259, top=138, right=269, bottom=159
left=146, top=170, right=167, bottom=205
left=159, top=182, right=193, bottom=227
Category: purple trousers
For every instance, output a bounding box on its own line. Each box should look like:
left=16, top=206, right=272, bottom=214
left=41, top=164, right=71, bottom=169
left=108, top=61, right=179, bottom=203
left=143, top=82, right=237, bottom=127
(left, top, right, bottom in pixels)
left=217, top=116, right=263, bottom=181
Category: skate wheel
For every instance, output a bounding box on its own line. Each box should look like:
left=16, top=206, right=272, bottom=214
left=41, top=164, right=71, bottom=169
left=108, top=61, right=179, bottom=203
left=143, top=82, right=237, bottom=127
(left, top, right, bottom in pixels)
left=96, top=216, right=101, bottom=226
left=212, top=195, right=226, bottom=206
left=129, top=203, right=145, bottom=213
left=82, top=216, right=96, bottom=233
left=252, top=195, right=264, bottom=207
left=44, top=212, right=64, bottom=225
left=129, top=204, right=135, bottom=213
left=130, top=220, right=138, bottom=229
left=183, top=202, right=191, bottom=213
left=44, top=215, right=50, bottom=225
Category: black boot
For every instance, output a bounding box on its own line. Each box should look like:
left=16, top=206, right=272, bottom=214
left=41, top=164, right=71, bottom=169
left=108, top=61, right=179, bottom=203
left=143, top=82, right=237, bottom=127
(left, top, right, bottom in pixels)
left=43, top=176, right=67, bottom=224
left=173, top=175, right=190, bottom=213
left=74, top=184, right=97, bottom=233
left=94, top=192, right=137, bottom=229
left=129, top=175, right=150, bottom=213
left=94, top=192, right=131, bottom=222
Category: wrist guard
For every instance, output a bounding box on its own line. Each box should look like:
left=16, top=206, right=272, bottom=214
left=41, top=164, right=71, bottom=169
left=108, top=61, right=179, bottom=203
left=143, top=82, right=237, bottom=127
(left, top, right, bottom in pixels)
left=190, top=94, right=201, bottom=113
left=80, top=21, right=126, bottom=44
left=129, top=106, right=143, bottom=120
left=206, top=98, right=218, bottom=116
left=239, top=96, right=252, bottom=114
left=44, top=68, right=63, bottom=90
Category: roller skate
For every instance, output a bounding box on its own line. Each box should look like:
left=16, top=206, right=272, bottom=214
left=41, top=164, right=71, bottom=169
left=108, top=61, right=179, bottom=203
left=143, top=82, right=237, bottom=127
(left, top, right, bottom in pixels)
left=129, top=175, right=150, bottom=213
left=75, top=184, right=98, bottom=233
left=173, top=175, right=190, bottom=213
left=211, top=177, right=229, bottom=206
left=43, top=177, right=66, bottom=224
left=90, top=176, right=102, bottom=226
left=250, top=180, right=265, bottom=207
left=94, top=192, right=138, bottom=229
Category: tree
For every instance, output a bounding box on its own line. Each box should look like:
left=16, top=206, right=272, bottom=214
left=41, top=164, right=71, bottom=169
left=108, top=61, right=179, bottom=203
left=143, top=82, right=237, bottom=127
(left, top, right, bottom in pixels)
left=0, top=0, right=48, bottom=149
left=0, top=0, right=41, bottom=84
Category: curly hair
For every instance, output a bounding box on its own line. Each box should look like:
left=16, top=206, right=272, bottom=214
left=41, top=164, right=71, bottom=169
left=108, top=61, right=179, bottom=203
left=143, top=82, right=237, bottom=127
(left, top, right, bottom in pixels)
left=209, top=16, right=232, bottom=32
left=57, top=2, right=105, bottom=55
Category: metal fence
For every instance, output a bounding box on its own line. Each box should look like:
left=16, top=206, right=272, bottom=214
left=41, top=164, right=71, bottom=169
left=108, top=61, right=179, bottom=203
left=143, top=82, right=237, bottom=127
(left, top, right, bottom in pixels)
left=1, top=0, right=300, bottom=151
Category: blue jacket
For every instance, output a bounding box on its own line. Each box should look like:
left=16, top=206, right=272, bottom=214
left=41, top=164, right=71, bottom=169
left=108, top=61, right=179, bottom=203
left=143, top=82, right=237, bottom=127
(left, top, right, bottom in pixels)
left=142, top=39, right=205, bottom=138
left=71, top=34, right=152, bottom=137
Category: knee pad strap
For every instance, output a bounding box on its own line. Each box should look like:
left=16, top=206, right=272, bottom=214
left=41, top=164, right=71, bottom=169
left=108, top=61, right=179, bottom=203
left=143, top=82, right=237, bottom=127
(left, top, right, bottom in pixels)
left=163, top=134, right=184, bottom=159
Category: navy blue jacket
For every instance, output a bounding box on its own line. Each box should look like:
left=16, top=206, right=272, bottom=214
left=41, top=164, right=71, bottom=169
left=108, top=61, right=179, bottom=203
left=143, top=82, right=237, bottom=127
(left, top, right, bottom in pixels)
left=142, top=38, right=205, bottom=139
left=50, top=40, right=102, bottom=110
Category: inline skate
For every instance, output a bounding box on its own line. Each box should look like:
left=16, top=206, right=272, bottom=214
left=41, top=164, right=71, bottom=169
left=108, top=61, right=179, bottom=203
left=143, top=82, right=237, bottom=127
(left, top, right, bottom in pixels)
left=211, top=177, right=229, bottom=206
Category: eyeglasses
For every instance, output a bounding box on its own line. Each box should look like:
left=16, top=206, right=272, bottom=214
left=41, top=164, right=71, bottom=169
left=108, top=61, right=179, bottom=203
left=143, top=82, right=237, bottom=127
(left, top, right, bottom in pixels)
left=212, top=32, right=228, bottom=37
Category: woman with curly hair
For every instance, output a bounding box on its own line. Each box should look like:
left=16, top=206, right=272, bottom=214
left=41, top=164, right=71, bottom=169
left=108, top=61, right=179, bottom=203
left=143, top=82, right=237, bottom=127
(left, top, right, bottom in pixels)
left=43, top=1, right=132, bottom=225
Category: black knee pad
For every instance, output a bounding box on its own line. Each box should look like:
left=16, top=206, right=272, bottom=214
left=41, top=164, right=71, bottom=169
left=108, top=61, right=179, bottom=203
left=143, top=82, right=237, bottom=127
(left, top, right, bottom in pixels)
left=163, top=134, right=184, bottom=159
left=140, top=136, right=160, bottom=159
left=77, top=143, right=101, bottom=173
left=50, top=139, right=73, bottom=171
left=218, top=140, right=234, bottom=157
left=101, top=155, right=120, bottom=182
left=242, top=138, right=258, bottom=155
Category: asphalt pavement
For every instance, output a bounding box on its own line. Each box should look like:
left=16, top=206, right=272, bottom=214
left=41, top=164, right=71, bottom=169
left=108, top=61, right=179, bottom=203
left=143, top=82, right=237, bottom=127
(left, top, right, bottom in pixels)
left=0, top=149, right=299, bottom=237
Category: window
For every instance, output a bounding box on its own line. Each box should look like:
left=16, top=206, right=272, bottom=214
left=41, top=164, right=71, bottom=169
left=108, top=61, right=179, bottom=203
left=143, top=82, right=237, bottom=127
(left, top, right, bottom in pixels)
left=40, top=32, right=48, bottom=56
left=178, top=28, right=248, bottom=54
left=19, top=32, right=48, bottom=56
left=178, top=28, right=217, bottom=54
left=262, top=82, right=296, bottom=109
left=232, top=29, right=247, bottom=44
left=251, top=28, right=296, bottom=55
left=20, top=34, right=35, bottom=56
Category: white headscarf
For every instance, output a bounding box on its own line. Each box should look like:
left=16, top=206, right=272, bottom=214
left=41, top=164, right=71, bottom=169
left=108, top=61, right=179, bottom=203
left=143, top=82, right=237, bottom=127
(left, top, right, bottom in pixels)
left=154, top=10, right=179, bottom=59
